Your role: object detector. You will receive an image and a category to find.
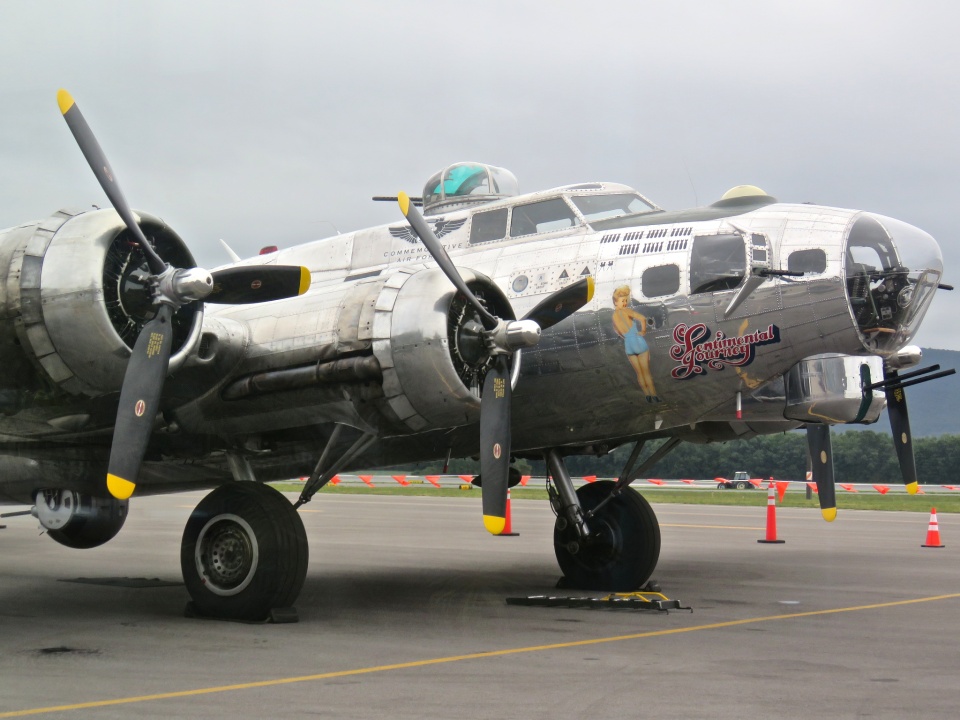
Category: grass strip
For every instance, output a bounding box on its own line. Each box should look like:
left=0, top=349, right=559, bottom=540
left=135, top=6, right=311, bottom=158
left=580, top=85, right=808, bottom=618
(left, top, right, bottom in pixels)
left=269, top=483, right=959, bottom=513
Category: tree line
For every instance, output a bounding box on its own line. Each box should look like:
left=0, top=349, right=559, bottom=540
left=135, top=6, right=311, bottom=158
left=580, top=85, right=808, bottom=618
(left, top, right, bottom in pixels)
left=403, top=431, right=960, bottom=485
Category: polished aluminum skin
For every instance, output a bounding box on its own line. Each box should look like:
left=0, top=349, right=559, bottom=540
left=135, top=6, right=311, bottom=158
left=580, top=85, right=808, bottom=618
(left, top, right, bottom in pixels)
left=0, top=179, right=944, bottom=501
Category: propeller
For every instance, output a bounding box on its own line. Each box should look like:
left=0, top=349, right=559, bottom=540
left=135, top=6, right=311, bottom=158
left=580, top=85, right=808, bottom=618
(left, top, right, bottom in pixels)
left=807, top=354, right=956, bottom=520
left=397, top=192, right=594, bottom=533
left=479, top=355, right=512, bottom=533
left=58, top=89, right=312, bottom=500
left=860, top=355, right=956, bottom=496
left=806, top=424, right=837, bottom=522
left=883, top=368, right=918, bottom=495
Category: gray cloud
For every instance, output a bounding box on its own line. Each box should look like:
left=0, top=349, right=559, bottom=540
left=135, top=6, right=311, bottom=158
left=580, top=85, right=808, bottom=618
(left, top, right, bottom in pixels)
left=2, top=0, right=958, bottom=348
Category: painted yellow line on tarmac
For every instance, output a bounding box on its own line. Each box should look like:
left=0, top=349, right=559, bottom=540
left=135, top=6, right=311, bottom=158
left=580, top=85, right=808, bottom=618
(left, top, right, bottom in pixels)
left=2, top=593, right=957, bottom=718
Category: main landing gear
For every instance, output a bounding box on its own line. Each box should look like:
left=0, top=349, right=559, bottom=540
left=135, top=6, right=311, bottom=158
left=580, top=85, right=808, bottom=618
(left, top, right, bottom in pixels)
left=546, top=445, right=669, bottom=591
left=180, top=482, right=308, bottom=621
left=179, top=426, right=376, bottom=621
left=178, top=435, right=673, bottom=617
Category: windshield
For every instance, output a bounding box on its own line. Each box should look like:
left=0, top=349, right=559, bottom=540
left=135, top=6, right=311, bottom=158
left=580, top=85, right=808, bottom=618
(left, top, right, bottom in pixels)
left=570, top=193, right=656, bottom=225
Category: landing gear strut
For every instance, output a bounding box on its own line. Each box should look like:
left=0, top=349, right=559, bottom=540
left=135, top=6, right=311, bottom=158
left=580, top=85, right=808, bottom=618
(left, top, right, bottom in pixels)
left=553, top=480, right=660, bottom=591
left=180, top=483, right=308, bottom=621
left=546, top=445, right=666, bottom=591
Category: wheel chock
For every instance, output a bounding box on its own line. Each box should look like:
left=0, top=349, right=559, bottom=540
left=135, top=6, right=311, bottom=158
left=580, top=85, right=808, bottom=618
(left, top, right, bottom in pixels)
left=268, top=607, right=299, bottom=623
left=506, top=592, right=691, bottom=613
left=183, top=601, right=299, bottom=624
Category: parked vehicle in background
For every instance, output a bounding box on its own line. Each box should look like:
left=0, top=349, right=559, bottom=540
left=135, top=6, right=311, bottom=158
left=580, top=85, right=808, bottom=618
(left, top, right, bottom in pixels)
left=716, top=471, right=761, bottom=490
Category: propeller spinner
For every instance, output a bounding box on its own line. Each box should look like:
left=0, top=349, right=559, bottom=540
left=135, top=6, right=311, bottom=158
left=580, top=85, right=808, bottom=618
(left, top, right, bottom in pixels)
left=58, top=89, right=312, bottom=500
left=397, top=192, right=593, bottom=533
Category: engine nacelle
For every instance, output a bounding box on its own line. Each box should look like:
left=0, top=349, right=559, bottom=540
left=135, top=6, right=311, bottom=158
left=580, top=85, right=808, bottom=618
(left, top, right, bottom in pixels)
left=0, top=207, right=200, bottom=397
left=35, top=489, right=128, bottom=549
left=370, top=267, right=514, bottom=432
left=783, top=354, right=886, bottom=424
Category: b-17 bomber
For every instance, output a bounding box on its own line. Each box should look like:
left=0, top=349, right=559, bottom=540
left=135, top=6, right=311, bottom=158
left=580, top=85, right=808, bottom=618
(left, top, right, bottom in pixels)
left=0, top=90, right=950, bottom=621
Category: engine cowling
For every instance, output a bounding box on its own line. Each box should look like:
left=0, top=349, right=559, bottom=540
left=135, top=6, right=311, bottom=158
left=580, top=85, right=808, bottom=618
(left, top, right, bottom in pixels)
left=35, top=488, right=128, bottom=549
left=1, top=207, right=201, bottom=397
left=370, top=266, right=514, bottom=432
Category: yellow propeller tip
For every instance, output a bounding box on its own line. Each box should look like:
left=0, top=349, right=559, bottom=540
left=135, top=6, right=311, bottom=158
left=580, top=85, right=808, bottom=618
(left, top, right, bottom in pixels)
left=298, top=267, right=311, bottom=295
left=57, top=89, right=75, bottom=115
left=585, top=275, right=595, bottom=302
left=483, top=514, right=506, bottom=535
left=821, top=507, right=837, bottom=522
left=906, top=481, right=919, bottom=495
left=397, top=191, right=410, bottom=216
left=107, top=474, right=136, bottom=500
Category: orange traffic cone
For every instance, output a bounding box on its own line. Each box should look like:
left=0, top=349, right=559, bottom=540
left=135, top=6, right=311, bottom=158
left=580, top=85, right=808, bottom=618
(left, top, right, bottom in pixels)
left=758, top=480, right=785, bottom=544
left=922, top=508, right=945, bottom=548
left=499, top=488, right=519, bottom=536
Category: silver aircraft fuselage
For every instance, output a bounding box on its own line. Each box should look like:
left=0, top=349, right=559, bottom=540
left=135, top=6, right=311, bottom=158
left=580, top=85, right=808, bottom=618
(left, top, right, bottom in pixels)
left=0, top=180, right=943, bottom=495
left=172, top=182, right=941, bottom=474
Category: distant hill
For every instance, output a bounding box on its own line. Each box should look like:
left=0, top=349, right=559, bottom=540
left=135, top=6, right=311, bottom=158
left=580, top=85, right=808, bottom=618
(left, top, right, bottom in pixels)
left=835, top=347, right=960, bottom=437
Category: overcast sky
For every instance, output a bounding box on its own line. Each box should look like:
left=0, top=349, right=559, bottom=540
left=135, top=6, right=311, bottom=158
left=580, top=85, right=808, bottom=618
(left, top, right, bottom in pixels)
left=2, top=1, right=958, bottom=349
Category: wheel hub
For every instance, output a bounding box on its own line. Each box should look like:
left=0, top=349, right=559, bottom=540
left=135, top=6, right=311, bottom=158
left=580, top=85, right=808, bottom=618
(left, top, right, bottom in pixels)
left=580, top=520, right=618, bottom=562
left=195, top=514, right=259, bottom=596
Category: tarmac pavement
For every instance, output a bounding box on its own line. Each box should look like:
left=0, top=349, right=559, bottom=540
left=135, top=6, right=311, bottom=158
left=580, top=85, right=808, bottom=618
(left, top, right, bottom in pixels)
left=1, top=493, right=957, bottom=719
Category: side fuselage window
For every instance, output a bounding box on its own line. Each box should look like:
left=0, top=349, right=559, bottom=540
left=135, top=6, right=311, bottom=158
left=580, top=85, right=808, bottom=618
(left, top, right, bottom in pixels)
left=510, top=198, right=580, bottom=237
left=470, top=208, right=508, bottom=244
left=788, top=248, right=827, bottom=274
left=641, top=264, right=680, bottom=297
left=689, top=233, right=746, bottom=294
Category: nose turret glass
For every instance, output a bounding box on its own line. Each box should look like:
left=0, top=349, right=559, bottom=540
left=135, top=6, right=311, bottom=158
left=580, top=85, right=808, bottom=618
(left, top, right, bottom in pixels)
left=844, top=213, right=942, bottom=354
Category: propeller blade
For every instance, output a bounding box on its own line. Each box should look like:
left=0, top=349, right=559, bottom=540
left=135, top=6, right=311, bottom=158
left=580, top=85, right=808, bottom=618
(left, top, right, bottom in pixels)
left=208, top=265, right=311, bottom=304
left=884, top=369, right=919, bottom=494
left=106, top=304, right=175, bottom=500
left=806, top=424, right=837, bottom=521
left=479, top=355, right=512, bottom=534
left=57, top=89, right=166, bottom=275
left=522, top=276, right=595, bottom=331
left=397, top=192, right=498, bottom=330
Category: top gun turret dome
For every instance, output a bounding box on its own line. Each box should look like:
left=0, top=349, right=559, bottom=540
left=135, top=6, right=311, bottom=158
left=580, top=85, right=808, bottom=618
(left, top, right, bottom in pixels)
left=422, top=162, right=519, bottom=216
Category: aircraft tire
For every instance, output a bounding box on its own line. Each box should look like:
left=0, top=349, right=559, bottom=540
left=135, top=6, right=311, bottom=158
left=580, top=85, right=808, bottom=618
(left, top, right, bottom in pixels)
left=553, top=480, right=660, bottom=591
left=180, top=482, right=308, bottom=621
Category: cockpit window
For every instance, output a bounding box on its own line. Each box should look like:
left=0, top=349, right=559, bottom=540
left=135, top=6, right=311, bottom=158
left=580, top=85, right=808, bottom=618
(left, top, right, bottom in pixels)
left=510, top=198, right=580, bottom=236
left=689, top=233, right=746, bottom=294
left=470, top=208, right=508, bottom=244
left=570, top=193, right=656, bottom=224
